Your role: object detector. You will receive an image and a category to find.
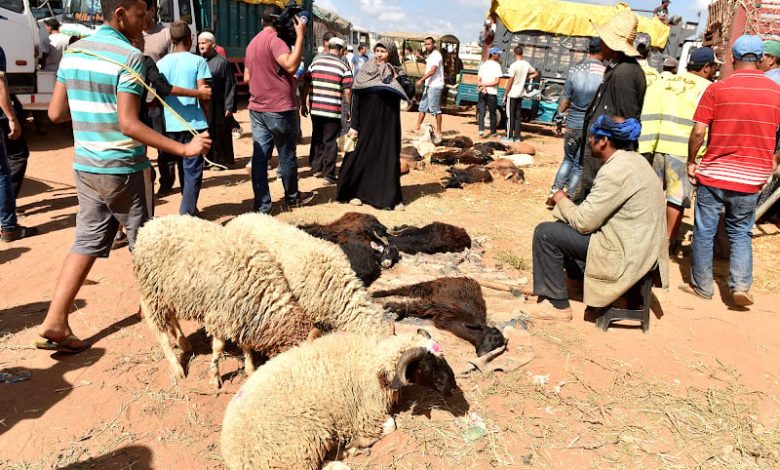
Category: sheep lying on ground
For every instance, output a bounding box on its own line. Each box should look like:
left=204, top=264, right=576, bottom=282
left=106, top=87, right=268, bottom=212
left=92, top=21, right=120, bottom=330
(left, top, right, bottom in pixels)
left=440, top=165, right=493, bottom=188
left=441, top=159, right=526, bottom=188
left=440, top=135, right=474, bottom=148
left=298, top=212, right=401, bottom=286
left=133, top=215, right=317, bottom=386
left=221, top=329, right=457, bottom=470
left=226, top=213, right=392, bottom=335
left=387, top=222, right=472, bottom=254
left=431, top=149, right=493, bottom=166
left=373, top=277, right=506, bottom=356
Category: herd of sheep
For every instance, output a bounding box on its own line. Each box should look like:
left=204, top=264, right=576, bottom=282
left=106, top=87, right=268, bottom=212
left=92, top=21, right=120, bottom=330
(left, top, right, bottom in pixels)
left=132, top=212, right=505, bottom=469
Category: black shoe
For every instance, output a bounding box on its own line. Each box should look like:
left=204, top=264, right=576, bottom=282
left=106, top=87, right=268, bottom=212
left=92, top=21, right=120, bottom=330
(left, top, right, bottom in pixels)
left=284, top=191, right=316, bottom=208
left=1, top=225, right=39, bottom=242
left=157, top=187, right=174, bottom=197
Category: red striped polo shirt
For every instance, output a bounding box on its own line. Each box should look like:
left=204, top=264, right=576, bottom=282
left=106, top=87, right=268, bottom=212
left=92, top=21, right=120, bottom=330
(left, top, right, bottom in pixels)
left=305, top=53, right=353, bottom=119
left=692, top=69, right=780, bottom=193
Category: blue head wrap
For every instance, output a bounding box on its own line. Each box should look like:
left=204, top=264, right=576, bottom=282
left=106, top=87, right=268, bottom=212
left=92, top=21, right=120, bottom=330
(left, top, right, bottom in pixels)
left=589, top=115, right=642, bottom=142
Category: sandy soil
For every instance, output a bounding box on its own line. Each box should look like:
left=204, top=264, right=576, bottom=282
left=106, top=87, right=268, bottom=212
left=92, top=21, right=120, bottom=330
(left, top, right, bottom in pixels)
left=2, top=105, right=780, bottom=470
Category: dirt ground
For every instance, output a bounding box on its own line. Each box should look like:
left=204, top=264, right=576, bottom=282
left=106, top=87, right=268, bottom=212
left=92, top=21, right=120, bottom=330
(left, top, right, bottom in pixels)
left=2, top=105, right=780, bottom=470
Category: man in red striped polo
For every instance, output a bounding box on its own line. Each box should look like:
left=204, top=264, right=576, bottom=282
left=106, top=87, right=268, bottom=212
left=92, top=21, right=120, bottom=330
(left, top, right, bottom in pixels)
left=301, top=37, right=353, bottom=184
left=683, top=35, right=780, bottom=307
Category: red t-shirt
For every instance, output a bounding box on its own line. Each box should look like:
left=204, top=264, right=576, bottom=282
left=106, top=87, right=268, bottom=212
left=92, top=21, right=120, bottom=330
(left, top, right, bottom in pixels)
left=245, top=29, right=296, bottom=113
left=693, top=69, right=780, bottom=193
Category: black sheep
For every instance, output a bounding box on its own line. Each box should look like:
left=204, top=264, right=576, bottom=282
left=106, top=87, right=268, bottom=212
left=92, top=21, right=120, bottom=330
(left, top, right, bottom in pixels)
left=430, top=149, right=493, bottom=166
left=387, top=222, right=472, bottom=254
left=440, top=165, right=493, bottom=189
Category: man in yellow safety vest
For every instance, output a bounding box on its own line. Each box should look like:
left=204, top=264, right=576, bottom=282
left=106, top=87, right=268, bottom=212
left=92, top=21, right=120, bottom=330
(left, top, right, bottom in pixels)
left=641, top=47, right=719, bottom=245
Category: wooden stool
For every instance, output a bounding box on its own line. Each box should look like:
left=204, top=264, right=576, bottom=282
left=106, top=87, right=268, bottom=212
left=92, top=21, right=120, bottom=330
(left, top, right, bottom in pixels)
left=595, top=266, right=658, bottom=333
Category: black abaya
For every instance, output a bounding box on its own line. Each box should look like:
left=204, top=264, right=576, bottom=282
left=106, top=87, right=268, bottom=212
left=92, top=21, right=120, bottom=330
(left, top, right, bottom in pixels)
left=337, top=90, right=402, bottom=209
left=205, top=54, right=236, bottom=166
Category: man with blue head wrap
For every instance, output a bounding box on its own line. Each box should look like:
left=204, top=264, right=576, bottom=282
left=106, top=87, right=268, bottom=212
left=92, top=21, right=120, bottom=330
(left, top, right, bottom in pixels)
left=522, top=115, right=668, bottom=321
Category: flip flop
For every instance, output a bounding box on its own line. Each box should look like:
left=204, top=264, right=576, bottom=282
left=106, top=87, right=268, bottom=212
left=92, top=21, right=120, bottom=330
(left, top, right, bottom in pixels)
left=34, top=334, right=89, bottom=354
left=678, top=284, right=711, bottom=300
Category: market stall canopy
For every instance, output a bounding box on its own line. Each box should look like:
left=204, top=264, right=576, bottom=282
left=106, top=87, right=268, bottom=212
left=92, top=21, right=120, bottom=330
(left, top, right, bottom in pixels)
left=489, top=0, right=670, bottom=49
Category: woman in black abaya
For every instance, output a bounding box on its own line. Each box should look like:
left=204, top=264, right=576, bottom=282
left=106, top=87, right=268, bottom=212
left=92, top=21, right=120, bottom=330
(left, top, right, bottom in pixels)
left=337, top=40, right=412, bottom=210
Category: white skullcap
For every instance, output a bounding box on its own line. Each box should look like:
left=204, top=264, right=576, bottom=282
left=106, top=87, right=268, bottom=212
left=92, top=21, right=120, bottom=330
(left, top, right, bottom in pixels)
left=198, top=31, right=216, bottom=43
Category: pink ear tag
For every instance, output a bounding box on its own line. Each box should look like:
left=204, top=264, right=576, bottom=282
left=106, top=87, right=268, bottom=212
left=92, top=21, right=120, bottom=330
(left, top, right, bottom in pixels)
left=427, top=340, right=442, bottom=356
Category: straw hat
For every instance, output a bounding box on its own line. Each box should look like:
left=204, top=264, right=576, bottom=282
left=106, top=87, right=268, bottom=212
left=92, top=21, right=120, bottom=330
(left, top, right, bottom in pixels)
left=591, top=9, right=640, bottom=57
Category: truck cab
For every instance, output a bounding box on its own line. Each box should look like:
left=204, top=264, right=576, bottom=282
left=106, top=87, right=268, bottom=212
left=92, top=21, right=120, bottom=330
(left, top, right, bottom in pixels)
left=1, top=0, right=41, bottom=101
left=5, top=0, right=199, bottom=111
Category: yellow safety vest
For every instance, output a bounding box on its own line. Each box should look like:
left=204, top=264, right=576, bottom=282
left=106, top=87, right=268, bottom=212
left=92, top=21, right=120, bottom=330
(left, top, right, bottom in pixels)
left=653, top=72, right=712, bottom=157
left=638, top=65, right=663, bottom=154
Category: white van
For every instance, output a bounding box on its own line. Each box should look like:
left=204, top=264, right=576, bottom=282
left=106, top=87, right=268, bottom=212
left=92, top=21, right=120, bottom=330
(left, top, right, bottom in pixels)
left=1, top=0, right=45, bottom=109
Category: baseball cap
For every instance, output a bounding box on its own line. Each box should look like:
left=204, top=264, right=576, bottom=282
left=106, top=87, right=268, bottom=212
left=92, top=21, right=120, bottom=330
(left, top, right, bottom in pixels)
left=347, top=44, right=354, bottom=51
left=663, top=57, right=679, bottom=68
left=689, top=47, right=720, bottom=65
left=328, top=37, right=345, bottom=48
left=732, top=35, right=764, bottom=61
left=489, top=47, right=503, bottom=55
left=588, top=37, right=602, bottom=53
left=764, top=40, right=780, bottom=58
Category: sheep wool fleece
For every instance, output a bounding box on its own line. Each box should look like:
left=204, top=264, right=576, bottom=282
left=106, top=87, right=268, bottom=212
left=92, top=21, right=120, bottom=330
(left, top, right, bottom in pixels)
left=226, top=213, right=388, bottom=334
left=133, top=215, right=314, bottom=357
left=221, top=332, right=436, bottom=470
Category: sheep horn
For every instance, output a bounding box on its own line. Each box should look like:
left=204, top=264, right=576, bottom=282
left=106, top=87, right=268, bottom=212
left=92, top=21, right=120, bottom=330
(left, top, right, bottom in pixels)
left=389, top=347, right=428, bottom=390
left=466, top=344, right=508, bottom=372
left=371, top=230, right=390, bottom=246
left=387, top=226, right=415, bottom=237
left=416, top=328, right=432, bottom=339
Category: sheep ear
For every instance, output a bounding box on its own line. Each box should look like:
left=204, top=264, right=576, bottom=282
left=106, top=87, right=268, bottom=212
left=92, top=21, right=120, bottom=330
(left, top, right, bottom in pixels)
left=370, top=241, right=385, bottom=252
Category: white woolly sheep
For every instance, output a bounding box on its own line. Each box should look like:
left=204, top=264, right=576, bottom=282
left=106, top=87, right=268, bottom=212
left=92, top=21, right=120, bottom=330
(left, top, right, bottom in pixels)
left=133, top=215, right=318, bottom=386
left=220, top=329, right=457, bottom=470
left=225, top=213, right=391, bottom=335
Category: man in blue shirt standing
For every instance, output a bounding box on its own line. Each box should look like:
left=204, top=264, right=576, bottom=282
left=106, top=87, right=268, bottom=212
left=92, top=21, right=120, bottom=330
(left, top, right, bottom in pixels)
left=351, top=45, right=369, bottom=75
left=157, top=20, right=211, bottom=215
left=547, top=37, right=605, bottom=207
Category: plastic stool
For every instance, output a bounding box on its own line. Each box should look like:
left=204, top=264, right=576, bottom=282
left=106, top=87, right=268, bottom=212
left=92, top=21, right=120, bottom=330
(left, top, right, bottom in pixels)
left=595, top=267, right=658, bottom=333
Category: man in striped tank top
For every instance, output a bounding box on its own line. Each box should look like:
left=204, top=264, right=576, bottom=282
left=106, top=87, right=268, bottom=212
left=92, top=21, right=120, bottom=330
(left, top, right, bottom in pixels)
left=36, top=0, right=211, bottom=353
left=301, top=37, right=353, bottom=184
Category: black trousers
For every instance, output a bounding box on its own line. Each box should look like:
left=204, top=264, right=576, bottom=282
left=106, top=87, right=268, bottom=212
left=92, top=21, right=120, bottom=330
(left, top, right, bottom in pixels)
left=507, top=97, right=523, bottom=140
left=532, top=221, right=590, bottom=303
left=309, top=115, right=341, bottom=180
left=477, top=93, right=498, bottom=134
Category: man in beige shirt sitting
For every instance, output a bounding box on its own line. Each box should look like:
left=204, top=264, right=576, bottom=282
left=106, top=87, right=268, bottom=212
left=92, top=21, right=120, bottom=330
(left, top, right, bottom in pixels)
left=524, top=115, right=669, bottom=321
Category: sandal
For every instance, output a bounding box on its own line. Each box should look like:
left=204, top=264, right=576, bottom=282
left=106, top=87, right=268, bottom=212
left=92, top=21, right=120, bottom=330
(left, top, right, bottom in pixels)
left=678, top=284, right=711, bottom=300
left=34, top=334, right=89, bottom=354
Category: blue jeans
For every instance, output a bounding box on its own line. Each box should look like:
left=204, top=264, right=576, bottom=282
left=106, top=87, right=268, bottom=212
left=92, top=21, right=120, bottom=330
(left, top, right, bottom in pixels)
left=165, top=131, right=204, bottom=216
left=691, top=184, right=759, bottom=297
left=552, top=128, right=583, bottom=192
left=250, top=110, right=299, bottom=213
left=0, top=131, right=18, bottom=230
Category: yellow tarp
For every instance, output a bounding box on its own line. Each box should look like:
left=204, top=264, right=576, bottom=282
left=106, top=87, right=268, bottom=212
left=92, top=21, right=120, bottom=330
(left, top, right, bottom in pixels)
left=489, top=0, right=670, bottom=49
left=237, top=0, right=290, bottom=7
